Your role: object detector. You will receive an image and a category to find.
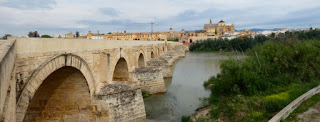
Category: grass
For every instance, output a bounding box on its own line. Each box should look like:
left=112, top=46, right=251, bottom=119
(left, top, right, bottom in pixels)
left=203, top=82, right=320, bottom=122
left=283, top=94, right=320, bottom=122
left=181, top=115, right=190, bottom=122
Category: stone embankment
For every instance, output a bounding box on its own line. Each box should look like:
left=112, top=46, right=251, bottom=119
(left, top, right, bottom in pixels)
left=190, top=106, right=211, bottom=121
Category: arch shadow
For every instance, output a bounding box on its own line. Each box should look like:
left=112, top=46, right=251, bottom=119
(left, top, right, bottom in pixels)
left=16, top=54, right=96, bottom=122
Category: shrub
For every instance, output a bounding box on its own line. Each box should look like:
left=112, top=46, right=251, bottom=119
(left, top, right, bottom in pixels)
left=264, top=92, right=289, bottom=112
left=41, top=35, right=52, bottom=38
left=201, top=30, right=320, bottom=120
left=181, top=115, right=190, bottom=122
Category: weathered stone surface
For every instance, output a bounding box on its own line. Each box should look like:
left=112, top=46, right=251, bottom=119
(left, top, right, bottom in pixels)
left=94, top=83, right=146, bottom=122
left=147, top=59, right=173, bottom=78
left=0, top=39, right=16, bottom=119
left=24, top=67, right=96, bottom=122
left=131, top=66, right=166, bottom=94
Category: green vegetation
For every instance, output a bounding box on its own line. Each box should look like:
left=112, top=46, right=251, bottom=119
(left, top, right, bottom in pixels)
left=189, top=35, right=268, bottom=52
left=181, top=115, right=191, bottom=122
left=2, top=34, right=11, bottom=40
left=168, top=38, right=179, bottom=42
left=283, top=94, right=320, bottom=121
left=195, top=30, right=320, bottom=121
left=41, top=35, right=52, bottom=38
left=142, top=91, right=151, bottom=98
left=189, top=29, right=320, bottom=52
left=76, top=31, right=80, bottom=38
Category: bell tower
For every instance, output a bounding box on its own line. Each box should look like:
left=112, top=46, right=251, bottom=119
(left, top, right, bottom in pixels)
left=210, top=19, right=212, bottom=24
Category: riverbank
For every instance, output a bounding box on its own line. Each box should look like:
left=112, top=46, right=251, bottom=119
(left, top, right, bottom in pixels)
left=189, top=82, right=320, bottom=121
left=186, top=30, right=320, bottom=122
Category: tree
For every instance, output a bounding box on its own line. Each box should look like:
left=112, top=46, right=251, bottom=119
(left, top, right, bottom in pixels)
left=76, top=31, right=80, bottom=38
left=108, top=32, right=112, bottom=34
left=28, top=31, right=35, bottom=37
left=270, top=33, right=276, bottom=38
left=41, top=35, right=52, bottom=38
left=2, top=34, right=12, bottom=40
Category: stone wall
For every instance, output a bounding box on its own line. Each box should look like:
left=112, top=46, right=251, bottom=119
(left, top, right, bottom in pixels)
left=131, top=66, right=166, bottom=94
left=0, top=40, right=16, bottom=120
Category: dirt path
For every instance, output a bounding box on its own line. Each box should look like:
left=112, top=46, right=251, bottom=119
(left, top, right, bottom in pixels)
left=297, top=101, right=320, bottom=122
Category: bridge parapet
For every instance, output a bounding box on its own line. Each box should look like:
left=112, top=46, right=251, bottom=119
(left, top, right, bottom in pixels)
left=0, top=40, right=16, bottom=121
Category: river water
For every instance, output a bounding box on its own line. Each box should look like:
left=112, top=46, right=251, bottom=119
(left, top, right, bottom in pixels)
left=144, top=52, right=234, bottom=122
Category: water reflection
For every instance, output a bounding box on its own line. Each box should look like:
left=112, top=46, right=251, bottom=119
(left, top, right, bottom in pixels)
left=144, top=52, right=232, bottom=122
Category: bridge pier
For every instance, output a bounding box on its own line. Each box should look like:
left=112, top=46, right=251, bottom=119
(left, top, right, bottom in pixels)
left=130, top=66, right=166, bottom=94
left=93, top=83, right=146, bottom=122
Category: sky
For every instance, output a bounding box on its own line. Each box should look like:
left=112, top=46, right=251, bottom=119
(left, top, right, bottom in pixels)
left=0, top=0, right=320, bottom=36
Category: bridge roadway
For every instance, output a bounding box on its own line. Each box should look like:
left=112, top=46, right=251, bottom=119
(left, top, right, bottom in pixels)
left=0, top=37, right=186, bottom=122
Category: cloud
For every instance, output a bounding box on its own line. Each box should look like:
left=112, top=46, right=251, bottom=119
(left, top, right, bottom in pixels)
left=1, top=0, right=57, bottom=9
left=0, top=0, right=320, bottom=36
left=99, top=7, right=120, bottom=17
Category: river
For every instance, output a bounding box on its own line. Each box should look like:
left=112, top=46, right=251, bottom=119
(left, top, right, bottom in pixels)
left=144, top=52, right=235, bottom=122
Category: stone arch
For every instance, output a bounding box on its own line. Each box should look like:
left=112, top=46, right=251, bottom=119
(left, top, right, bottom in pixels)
left=158, top=47, right=161, bottom=56
left=112, top=58, right=129, bottom=82
left=138, top=53, right=145, bottom=66
left=16, top=54, right=96, bottom=122
left=151, top=51, right=155, bottom=58
left=23, top=67, right=95, bottom=121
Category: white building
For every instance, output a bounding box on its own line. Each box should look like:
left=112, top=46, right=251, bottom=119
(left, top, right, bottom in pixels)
left=92, top=36, right=104, bottom=40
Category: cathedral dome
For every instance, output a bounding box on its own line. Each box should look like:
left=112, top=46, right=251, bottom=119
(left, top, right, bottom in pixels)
left=219, top=20, right=225, bottom=23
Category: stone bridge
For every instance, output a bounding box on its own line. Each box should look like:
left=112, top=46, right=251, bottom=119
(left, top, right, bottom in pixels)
left=0, top=37, right=186, bottom=122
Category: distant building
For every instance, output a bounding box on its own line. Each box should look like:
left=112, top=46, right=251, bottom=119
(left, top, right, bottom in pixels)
left=87, top=31, right=104, bottom=40
left=83, top=19, right=254, bottom=44
left=204, top=19, right=235, bottom=36
left=238, top=29, right=256, bottom=36
left=65, top=32, right=74, bottom=39
left=257, top=28, right=288, bottom=36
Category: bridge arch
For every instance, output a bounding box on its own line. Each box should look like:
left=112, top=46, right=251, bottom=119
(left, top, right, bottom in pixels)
left=16, top=54, right=96, bottom=122
left=151, top=51, right=155, bottom=58
left=138, top=53, right=145, bottom=66
left=112, top=58, right=129, bottom=82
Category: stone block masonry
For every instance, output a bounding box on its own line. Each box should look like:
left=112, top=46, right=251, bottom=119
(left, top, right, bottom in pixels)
left=131, top=66, right=166, bottom=94
left=147, top=59, right=173, bottom=78
left=0, top=37, right=186, bottom=122
left=94, top=83, right=146, bottom=122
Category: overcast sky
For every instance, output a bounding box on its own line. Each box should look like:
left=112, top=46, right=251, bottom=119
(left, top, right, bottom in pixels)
left=0, top=0, right=320, bottom=36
